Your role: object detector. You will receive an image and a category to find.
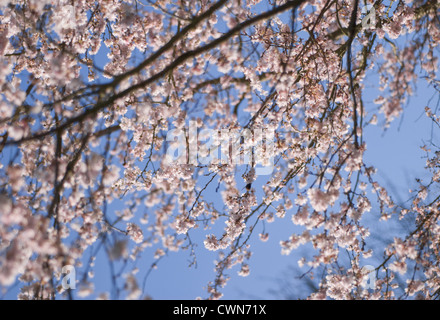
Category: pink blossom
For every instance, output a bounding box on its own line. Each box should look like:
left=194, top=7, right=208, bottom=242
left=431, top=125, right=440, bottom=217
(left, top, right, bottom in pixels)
left=389, top=260, right=407, bottom=275
left=204, top=235, right=219, bottom=251
left=307, top=188, right=330, bottom=212
left=238, top=264, right=250, bottom=277
left=259, top=233, right=269, bottom=242
left=126, top=223, right=143, bottom=244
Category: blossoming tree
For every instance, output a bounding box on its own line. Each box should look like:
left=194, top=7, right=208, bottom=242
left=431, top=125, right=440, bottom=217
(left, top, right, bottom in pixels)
left=0, top=0, right=439, bottom=300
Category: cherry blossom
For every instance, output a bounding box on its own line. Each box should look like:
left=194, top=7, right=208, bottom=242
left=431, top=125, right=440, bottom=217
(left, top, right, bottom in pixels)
left=0, top=0, right=439, bottom=301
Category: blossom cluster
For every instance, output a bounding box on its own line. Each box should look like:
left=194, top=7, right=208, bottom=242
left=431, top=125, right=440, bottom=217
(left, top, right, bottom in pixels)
left=0, top=0, right=439, bottom=300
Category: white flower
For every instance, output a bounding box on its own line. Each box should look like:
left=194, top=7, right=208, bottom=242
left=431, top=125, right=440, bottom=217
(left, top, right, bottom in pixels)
left=292, top=206, right=309, bottom=225
left=259, top=233, right=269, bottom=242
left=126, top=223, right=143, bottom=243
left=204, top=234, right=219, bottom=251
left=78, top=282, right=94, bottom=298
left=389, top=260, right=407, bottom=275
left=238, top=264, right=250, bottom=277
left=307, top=188, right=330, bottom=212
left=124, top=274, right=141, bottom=300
